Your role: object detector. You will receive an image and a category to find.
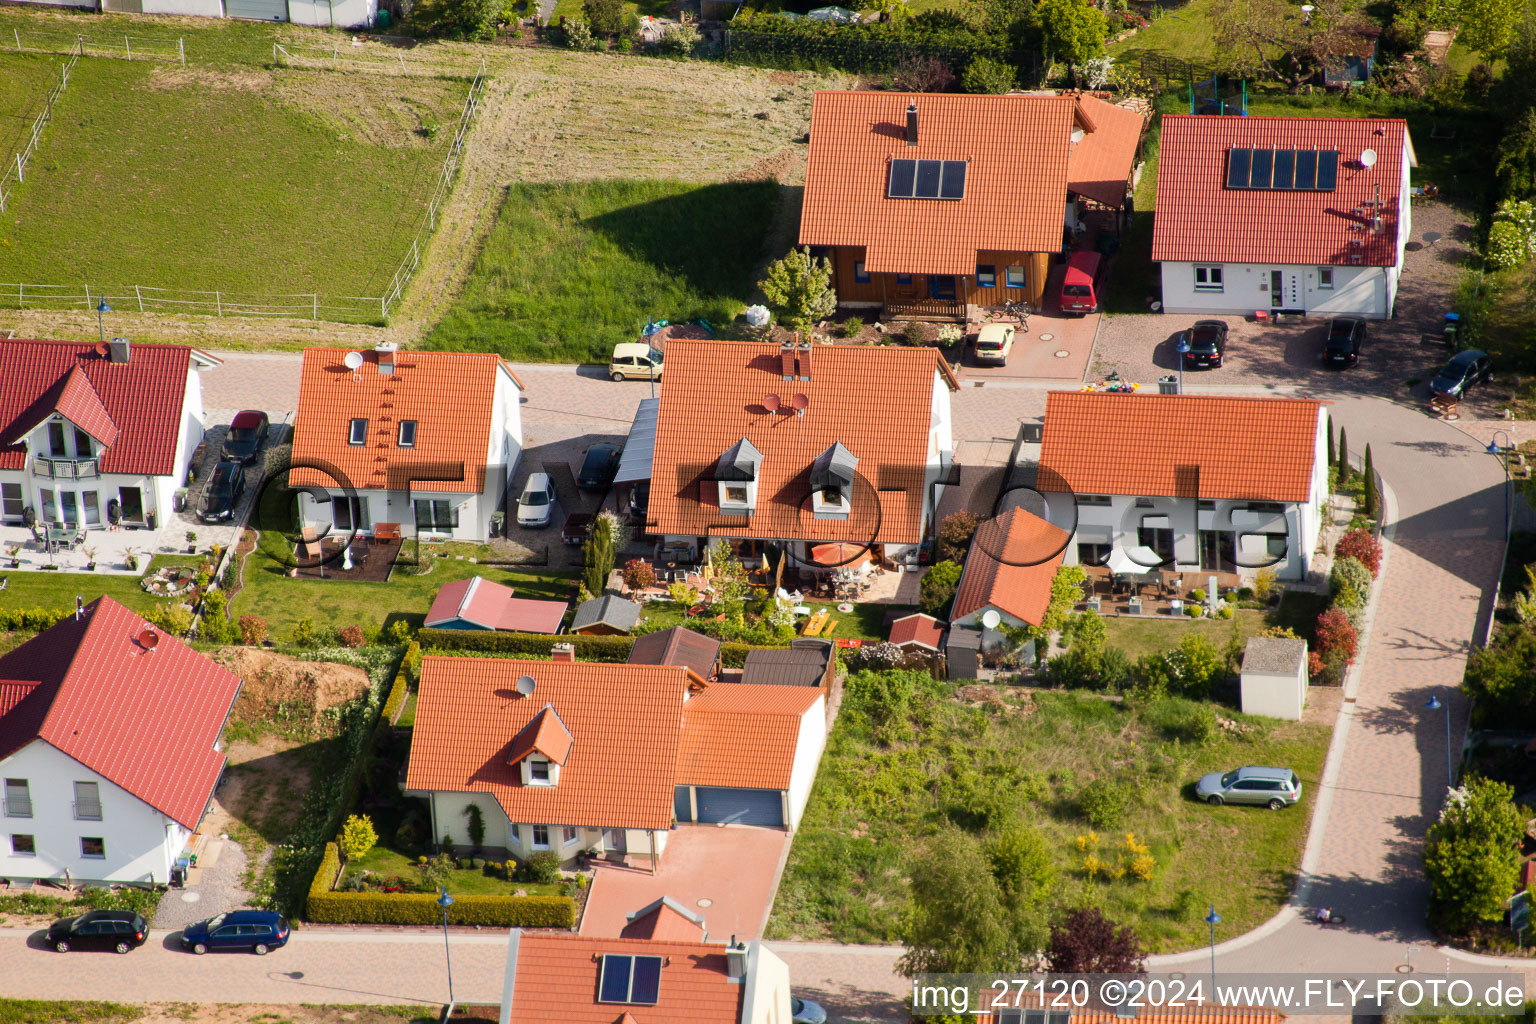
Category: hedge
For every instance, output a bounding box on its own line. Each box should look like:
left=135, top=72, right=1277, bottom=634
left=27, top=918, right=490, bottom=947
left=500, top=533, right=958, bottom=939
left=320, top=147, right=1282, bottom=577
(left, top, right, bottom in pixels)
left=420, top=630, right=783, bottom=668
left=307, top=844, right=577, bottom=926
left=381, top=642, right=417, bottom=724
left=0, top=607, right=75, bottom=632
left=724, top=12, right=1011, bottom=74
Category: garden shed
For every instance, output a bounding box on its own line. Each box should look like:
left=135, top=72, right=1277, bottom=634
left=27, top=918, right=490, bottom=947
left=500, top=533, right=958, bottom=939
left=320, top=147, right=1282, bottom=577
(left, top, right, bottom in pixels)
left=1239, top=636, right=1309, bottom=720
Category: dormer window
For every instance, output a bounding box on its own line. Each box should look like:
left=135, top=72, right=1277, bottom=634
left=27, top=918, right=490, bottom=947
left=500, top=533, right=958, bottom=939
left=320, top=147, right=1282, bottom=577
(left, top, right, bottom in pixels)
left=811, top=441, right=857, bottom=520
left=398, top=420, right=417, bottom=447
left=530, top=758, right=551, bottom=783
left=715, top=437, right=761, bottom=516
left=509, top=704, right=572, bottom=787
left=724, top=484, right=749, bottom=504
left=348, top=418, right=368, bottom=446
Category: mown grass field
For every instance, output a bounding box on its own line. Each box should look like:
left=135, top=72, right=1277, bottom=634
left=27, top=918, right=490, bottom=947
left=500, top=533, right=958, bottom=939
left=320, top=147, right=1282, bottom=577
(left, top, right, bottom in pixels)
left=768, top=682, right=1330, bottom=952
left=1108, top=0, right=1223, bottom=63
left=0, top=53, right=68, bottom=159
left=425, top=179, right=781, bottom=362
left=0, top=56, right=466, bottom=310
left=0, top=1000, right=441, bottom=1024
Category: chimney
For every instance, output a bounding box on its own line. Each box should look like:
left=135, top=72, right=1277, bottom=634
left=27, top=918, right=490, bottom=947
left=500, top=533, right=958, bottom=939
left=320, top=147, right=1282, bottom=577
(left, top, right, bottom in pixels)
left=905, top=103, right=918, bottom=147
left=797, top=339, right=812, bottom=381
left=375, top=341, right=398, bottom=376
left=779, top=339, right=796, bottom=381
left=725, top=936, right=748, bottom=982
left=551, top=642, right=576, bottom=663
left=75, top=596, right=83, bottom=621
left=108, top=337, right=131, bottom=365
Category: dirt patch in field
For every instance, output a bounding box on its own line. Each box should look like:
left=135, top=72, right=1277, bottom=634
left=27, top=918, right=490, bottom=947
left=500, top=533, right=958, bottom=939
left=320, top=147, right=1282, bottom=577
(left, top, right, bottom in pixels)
left=271, top=70, right=467, bottom=150
left=144, top=66, right=273, bottom=92
left=215, top=647, right=370, bottom=732
left=137, top=1003, right=437, bottom=1024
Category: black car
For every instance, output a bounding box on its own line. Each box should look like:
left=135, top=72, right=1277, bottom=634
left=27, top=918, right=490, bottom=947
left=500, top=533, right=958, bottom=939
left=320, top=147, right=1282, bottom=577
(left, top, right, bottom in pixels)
left=198, top=460, right=247, bottom=522
left=181, top=909, right=290, bottom=955
left=47, top=910, right=148, bottom=954
left=628, top=480, right=650, bottom=519
left=1182, top=320, right=1229, bottom=367
left=221, top=410, right=270, bottom=465
left=1430, top=349, right=1493, bottom=398
left=576, top=443, right=623, bottom=491
left=1323, top=317, right=1367, bottom=365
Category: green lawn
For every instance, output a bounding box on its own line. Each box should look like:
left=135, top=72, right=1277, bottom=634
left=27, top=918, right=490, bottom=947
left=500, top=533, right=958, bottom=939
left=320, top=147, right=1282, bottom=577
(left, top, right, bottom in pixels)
left=0, top=57, right=467, bottom=320
left=424, top=179, right=781, bottom=363
left=0, top=1000, right=142, bottom=1024
left=1108, top=0, right=1223, bottom=63
left=340, top=844, right=565, bottom=897
left=1100, top=590, right=1328, bottom=661
left=0, top=54, right=67, bottom=157
left=0, top=554, right=206, bottom=617
left=767, top=681, right=1330, bottom=952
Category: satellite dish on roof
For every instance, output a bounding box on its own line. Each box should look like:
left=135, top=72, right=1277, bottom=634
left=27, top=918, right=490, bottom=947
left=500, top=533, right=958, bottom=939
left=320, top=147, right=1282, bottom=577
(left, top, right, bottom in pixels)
left=137, top=628, right=160, bottom=652
left=763, top=394, right=781, bottom=413
left=1359, top=148, right=1378, bottom=168
left=515, top=675, right=537, bottom=696
left=344, top=351, right=365, bottom=371
left=981, top=610, right=1002, bottom=630
left=1070, top=128, right=1085, bottom=144
left=792, top=393, right=810, bottom=416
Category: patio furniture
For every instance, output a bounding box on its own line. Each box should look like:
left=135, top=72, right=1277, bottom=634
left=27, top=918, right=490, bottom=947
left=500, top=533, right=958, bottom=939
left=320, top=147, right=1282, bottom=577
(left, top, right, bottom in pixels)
left=1086, top=596, right=1101, bottom=612
left=1168, top=598, right=1184, bottom=615
left=1127, top=596, right=1142, bottom=615
left=373, top=522, right=402, bottom=544
left=46, top=523, right=75, bottom=550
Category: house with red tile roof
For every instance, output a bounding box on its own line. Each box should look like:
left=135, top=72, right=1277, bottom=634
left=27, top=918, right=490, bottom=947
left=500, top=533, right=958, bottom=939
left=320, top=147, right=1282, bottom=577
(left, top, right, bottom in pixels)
left=0, top=597, right=242, bottom=885
left=403, top=656, right=826, bottom=867
left=972, top=1006, right=1284, bottom=1024
left=0, top=338, right=218, bottom=534
left=950, top=507, right=1070, bottom=647
left=423, top=576, right=568, bottom=633
left=799, top=90, right=1144, bottom=320
left=497, top=930, right=792, bottom=1024
left=647, top=339, right=958, bottom=568
left=1152, top=114, right=1415, bottom=318
left=290, top=343, right=524, bottom=543
left=1036, top=392, right=1328, bottom=581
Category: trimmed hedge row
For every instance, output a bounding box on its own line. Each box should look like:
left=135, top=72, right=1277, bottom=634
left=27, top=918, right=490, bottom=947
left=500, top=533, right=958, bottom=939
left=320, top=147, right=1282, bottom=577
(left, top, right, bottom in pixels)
left=0, top=607, right=75, bottom=632
left=381, top=642, right=417, bottom=724
left=306, top=843, right=577, bottom=926
left=725, top=13, right=1011, bottom=74
left=419, top=629, right=780, bottom=669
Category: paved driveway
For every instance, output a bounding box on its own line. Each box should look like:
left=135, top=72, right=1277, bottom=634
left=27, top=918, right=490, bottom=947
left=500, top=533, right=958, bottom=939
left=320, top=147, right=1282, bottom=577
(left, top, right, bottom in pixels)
left=580, top=825, right=791, bottom=941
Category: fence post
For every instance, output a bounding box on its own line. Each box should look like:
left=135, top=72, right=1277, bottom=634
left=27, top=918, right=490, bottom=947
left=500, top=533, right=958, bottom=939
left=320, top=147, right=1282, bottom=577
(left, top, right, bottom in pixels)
left=179, top=39, right=185, bottom=66
left=17, top=283, right=22, bottom=308
left=381, top=294, right=387, bottom=320
left=135, top=284, right=144, bottom=313
left=14, top=153, right=21, bottom=184
left=125, top=36, right=131, bottom=60
left=313, top=294, right=318, bottom=320
left=216, top=291, right=222, bottom=317
left=14, top=29, right=20, bottom=52
left=84, top=284, right=90, bottom=309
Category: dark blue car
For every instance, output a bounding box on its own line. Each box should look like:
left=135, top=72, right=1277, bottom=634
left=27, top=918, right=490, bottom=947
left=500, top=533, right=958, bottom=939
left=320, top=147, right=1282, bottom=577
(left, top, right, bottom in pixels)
left=181, top=909, right=289, bottom=955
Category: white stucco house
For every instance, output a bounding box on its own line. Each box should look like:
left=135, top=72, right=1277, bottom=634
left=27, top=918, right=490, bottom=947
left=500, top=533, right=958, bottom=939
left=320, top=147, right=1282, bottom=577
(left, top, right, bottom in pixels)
left=0, top=338, right=216, bottom=534
left=647, top=339, right=959, bottom=568
left=0, top=598, right=241, bottom=885
left=1153, top=115, right=1416, bottom=319
left=290, top=344, right=524, bottom=544
left=404, top=652, right=826, bottom=870
left=39, top=0, right=377, bottom=30
left=1036, top=392, right=1329, bottom=581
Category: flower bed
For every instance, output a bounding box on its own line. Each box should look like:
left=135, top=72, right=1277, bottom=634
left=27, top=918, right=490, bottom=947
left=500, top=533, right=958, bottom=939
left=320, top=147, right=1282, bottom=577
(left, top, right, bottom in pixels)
left=141, top=565, right=197, bottom=597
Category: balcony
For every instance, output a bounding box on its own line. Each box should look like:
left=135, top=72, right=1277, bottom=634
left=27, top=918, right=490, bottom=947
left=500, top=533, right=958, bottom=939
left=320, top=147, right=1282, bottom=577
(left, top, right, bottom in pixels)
left=4, top=797, right=32, bottom=818
left=32, top=455, right=99, bottom=480
left=74, top=800, right=103, bottom=821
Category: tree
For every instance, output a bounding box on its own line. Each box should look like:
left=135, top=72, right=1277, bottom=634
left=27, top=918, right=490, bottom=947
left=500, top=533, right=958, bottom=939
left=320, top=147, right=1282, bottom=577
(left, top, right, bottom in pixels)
left=1424, top=777, right=1527, bottom=934
left=1035, top=0, right=1107, bottom=84
left=463, top=803, right=486, bottom=853
left=988, top=825, right=1055, bottom=903
left=411, top=0, right=504, bottom=38
left=1461, top=0, right=1525, bottom=60
left=1500, top=17, right=1536, bottom=115
left=898, top=828, right=1037, bottom=975
left=1213, top=0, right=1372, bottom=92
left=936, top=511, right=981, bottom=563
left=1166, top=633, right=1221, bottom=698
left=1464, top=625, right=1536, bottom=727
left=1362, top=444, right=1378, bottom=519
left=622, top=558, right=657, bottom=592
left=1337, top=426, right=1351, bottom=484
left=1046, top=907, right=1147, bottom=973
left=339, top=814, right=378, bottom=862
left=1039, top=564, right=1088, bottom=637
left=583, top=0, right=623, bottom=34
left=920, top=560, right=964, bottom=615
left=758, top=248, right=836, bottom=332
left=893, top=54, right=956, bottom=91
left=1326, top=414, right=1336, bottom=467
left=961, top=55, right=1018, bottom=93
left=583, top=525, right=615, bottom=597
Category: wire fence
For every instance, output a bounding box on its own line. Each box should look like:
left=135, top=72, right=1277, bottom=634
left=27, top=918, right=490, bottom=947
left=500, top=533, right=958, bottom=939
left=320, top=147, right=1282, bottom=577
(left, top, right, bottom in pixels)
left=273, top=41, right=479, bottom=76
left=7, top=28, right=184, bottom=63
left=0, top=38, right=80, bottom=215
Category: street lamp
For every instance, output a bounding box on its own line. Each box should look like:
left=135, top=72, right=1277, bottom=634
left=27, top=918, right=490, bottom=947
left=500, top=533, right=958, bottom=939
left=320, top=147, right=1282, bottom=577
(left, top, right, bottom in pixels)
left=1176, top=336, right=1191, bottom=394
left=95, top=297, right=111, bottom=344
left=437, top=887, right=455, bottom=1005
left=1426, top=689, right=1453, bottom=789
left=1204, top=904, right=1221, bottom=993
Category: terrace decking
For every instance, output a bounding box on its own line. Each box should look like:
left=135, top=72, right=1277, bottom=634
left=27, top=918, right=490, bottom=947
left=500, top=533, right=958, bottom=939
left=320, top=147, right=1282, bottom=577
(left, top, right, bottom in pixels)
left=1078, top=564, right=1243, bottom=617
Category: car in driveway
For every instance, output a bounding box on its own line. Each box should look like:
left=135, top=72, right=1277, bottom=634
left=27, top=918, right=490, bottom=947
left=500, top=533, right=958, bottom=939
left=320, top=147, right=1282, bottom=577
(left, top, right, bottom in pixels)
left=220, top=410, right=270, bottom=464
left=198, top=460, right=247, bottom=522
left=1430, top=349, right=1493, bottom=398
left=517, top=472, right=556, bottom=528
left=792, top=995, right=829, bottom=1024
left=1195, top=766, right=1302, bottom=809
left=577, top=443, right=623, bottom=491
left=562, top=511, right=594, bottom=546
left=974, top=323, right=1016, bottom=366
left=181, top=910, right=289, bottom=955
left=1181, top=320, right=1229, bottom=368
left=46, top=910, right=148, bottom=954
left=1323, top=317, right=1367, bottom=366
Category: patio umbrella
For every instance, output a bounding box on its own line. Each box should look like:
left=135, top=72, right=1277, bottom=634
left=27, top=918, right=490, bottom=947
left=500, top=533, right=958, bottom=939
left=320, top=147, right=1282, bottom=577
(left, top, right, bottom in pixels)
left=806, top=5, right=858, bottom=21
left=810, top=541, right=871, bottom=567
left=1104, top=545, right=1144, bottom=576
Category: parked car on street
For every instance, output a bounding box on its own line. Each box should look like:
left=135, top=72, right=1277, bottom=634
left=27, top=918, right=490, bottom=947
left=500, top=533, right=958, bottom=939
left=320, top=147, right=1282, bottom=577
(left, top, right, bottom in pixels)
left=1323, top=317, right=1367, bottom=366
left=577, top=443, right=623, bottom=491
left=792, top=996, right=829, bottom=1024
left=198, top=460, right=247, bottom=522
left=1430, top=349, right=1493, bottom=398
left=220, top=410, right=270, bottom=464
left=974, top=323, right=1016, bottom=366
left=610, top=343, right=663, bottom=382
left=1195, top=766, right=1302, bottom=809
left=517, top=473, right=556, bottom=528
left=1181, top=320, right=1229, bottom=368
left=46, top=910, right=149, bottom=954
left=181, top=910, right=290, bottom=955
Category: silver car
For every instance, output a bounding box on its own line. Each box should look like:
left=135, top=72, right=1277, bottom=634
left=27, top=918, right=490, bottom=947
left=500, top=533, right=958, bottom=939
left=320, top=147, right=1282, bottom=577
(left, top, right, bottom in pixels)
left=1195, top=766, right=1301, bottom=809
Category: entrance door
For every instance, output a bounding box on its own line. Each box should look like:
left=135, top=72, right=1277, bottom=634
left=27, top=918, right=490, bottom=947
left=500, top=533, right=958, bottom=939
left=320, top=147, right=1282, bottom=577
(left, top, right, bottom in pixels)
left=82, top=491, right=101, bottom=527
left=604, top=829, right=627, bottom=854
left=118, top=487, right=144, bottom=524
left=929, top=276, right=957, bottom=302
left=1270, top=270, right=1284, bottom=309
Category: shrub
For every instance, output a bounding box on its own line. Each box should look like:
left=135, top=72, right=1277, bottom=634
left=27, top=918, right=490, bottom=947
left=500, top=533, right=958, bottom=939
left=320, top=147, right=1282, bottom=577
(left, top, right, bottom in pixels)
left=291, top=616, right=322, bottom=648
left=1047, top=906, right=1147, bottom=973
left=1253, top=567, right=1277, bottom=602
left=561, top=17, right=604, bottom=49
left=961, top=54, right=1016, bottom=93
left=521, top=850, right=562, bottom=885
left=199, top=591, right=233, bottom=644
left=239, top=615, right=269, bottom=646
left=1184, top=604, right=1204, bottom=617
left=338, top=625, right=366, bottom=649
left=892, top=53, right=956, bottom=91
left=381, top=647, right=414, bottom=723
left=1334, top=529, right=1381, bottom=577
left=1190, top=588, right=1206, bottom=602
left=841, top=315, right=865, bottom=337
left=622, top=559, right=656, bottom=592
left=919, top=560, right=963, bottom=615
left=417, top=853, right=453, bottom=891
left=582, top=0, right=622, bottom=33
left=1078, top=778, right=1130, bottom=828
left=758, top=247, right=835, bottom=332
left=1143, top=699, right=1216, bottom=744
left=464, top=803, right=486, bottom=852
left=1315, top=607, right=1359, bottom=663
left=386, top=619, right=413, bottom=645
left=902, top=320, right=927, bottom=346
left=1424, top=779, right=1528, bottom=935
left=935, top=511, right=980, bottom=564
left=1329, top=556, right=1373, bottom=601
left=339, top=815, right=378, bottom=862
left=307, top=846, right=577, bottom=925
left=1165, top=634, right=1220, bottom=698
left=147, top=602, right=194, bottom=636
left=1216, top=605, right=1234, bottom=619
left=659, top=19, right=700, bottom=54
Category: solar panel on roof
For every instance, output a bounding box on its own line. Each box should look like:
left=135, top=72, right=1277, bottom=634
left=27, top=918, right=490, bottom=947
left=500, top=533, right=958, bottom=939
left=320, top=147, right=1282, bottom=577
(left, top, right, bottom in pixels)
left=1272, top=148, right=1295, bottom=189
left=887, top=159, right=916, bottom=198
left=1294, top=149, right=1317, bottom=189
left=1316, top=149, right=1339, bottom=190
left=939, top=160, right=967, bottom=199
left=1226, top=148, right=1251, bottom=189
left=630, top=956, right=662, bottom=1005
left=1226, top=146, right=1339, bottom=191
left=1249, top=148, right=1273, bottom=188
left=888, top=158, right=967, bottom=200
left=914, top=159, right=943, bottom=198
left=599, top=955, right=632, bottom=1003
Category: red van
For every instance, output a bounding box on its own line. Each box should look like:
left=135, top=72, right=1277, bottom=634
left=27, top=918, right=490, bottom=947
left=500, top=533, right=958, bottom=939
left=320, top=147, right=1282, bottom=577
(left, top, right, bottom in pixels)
left=1060, top=251, right=1103, bottom=315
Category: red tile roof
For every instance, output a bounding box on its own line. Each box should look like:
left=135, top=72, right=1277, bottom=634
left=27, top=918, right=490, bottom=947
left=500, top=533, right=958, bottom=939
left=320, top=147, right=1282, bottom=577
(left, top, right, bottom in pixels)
left=405, top=657, right=700, bottom=830
left=291, top=348, right=521, bottom=494
left=507, top=705, right=575, bottom=766
left=0, top=340, right=194, bottom=475
left=0, top=598, right=241, bottom=829
left=621, top=896, right=708, bottom=941
left=799, top=91, right=1078, bottom=274
left=0, top=681, right=38, bottom=718
left=1038, top=392, right=1324, bottom=503
left=1067, top=94, right=1147, bottom=208
left=951, top=507, right=1070, bottom=625
left=507, top=933, right=743, bottom=1024
left=1151, top=114, right=1412, bottom=266
left=628, top=626, right=722, bottom=679
left=976, top=1008, right=1284, bottom=1024
left=888, top=612, right=945, bottom=650
left=676, top=683, right=819, bottom=790
left=648, top=340, right=955, bottom=546
left=423, top=577, right=568, bottom=633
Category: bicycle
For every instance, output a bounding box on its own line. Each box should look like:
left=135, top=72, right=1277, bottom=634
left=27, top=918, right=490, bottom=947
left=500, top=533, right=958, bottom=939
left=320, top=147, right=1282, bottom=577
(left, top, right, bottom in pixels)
left=985, top=299, right=1032, bottom=330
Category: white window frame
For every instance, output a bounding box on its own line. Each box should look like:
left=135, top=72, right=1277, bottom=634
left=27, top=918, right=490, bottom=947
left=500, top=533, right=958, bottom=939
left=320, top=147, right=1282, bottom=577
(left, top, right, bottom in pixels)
left=348, top=418, right=368, bottom=446
left=1194, top=265, right=1224, bottom=291
left=1317, top=267, right=1334, bottom=290
left=529, top=758, right=552, bottom=785
left=531, top=825, right=550, bottom=851
left=398, top=420, right=417, bottom=447
left=562, top=826, right=579, bottom=846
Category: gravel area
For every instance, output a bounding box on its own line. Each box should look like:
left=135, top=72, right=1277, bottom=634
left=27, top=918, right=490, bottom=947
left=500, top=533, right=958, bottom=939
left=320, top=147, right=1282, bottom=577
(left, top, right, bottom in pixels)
left=150, top=836, right=250, bottom=932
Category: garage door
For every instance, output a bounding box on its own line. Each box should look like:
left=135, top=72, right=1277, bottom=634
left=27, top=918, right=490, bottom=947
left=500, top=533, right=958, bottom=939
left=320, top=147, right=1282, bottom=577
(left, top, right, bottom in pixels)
left=224, top=0, right=287, bottom=20
left=694, top=787, right=783, bottom=827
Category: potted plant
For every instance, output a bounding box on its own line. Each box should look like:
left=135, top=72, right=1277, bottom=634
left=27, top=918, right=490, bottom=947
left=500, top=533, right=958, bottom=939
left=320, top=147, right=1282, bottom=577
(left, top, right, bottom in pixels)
left=82, top=545, right=97, bottom=571
left=186, top=530, right=198, bottom=554
left=5, top=543, right=19, bottom=569
left=123, top=546, right=138, bottom=572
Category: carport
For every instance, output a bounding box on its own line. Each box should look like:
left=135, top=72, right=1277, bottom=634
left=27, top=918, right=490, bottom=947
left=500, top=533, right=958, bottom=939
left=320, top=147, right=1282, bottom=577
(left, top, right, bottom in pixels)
left=614, top=397, right=658, bottom=517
